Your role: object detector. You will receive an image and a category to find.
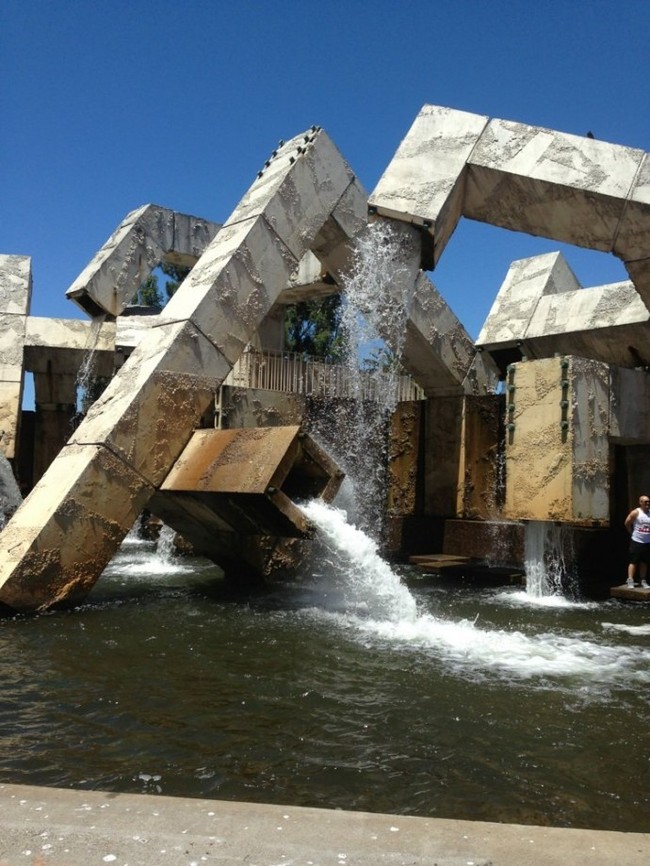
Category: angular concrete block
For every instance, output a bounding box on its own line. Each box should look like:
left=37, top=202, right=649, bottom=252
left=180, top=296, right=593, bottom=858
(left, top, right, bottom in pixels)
left=160, top=426, right=342, bottom=539
left=504, top=356, right=610, bottom=523
left=504, top=358, right=572, bottom=521
left=405, top=272, right=498, bottom=396
left=311, top=176, right=368, bottom=278
left=466, top=120, right=644, bottom=252
left=70, top=319, right=232, bottom=487
left=279, top=251, right=336, bottom=304
left=477, top=252, right=650, bottom=369
left=0, top=255, right=32, bottom=315
left=0, top=313, right=28, bottom=380
left=66, top=205, right=221, bottom=317
left=161, top=215, right=300, bottom=364
left=0, top=443, right=154, bottom=611
left=624, top=257, right=650, bottom=309
left=369, top=105, right=489, bottom=266
left=615, top=152, right=650, bottom=262
left=477, top=252, right=582, bottom=348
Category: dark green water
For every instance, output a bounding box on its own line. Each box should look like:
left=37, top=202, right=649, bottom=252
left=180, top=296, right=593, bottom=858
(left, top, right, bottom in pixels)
left=0, top=526, right=649, bottom=833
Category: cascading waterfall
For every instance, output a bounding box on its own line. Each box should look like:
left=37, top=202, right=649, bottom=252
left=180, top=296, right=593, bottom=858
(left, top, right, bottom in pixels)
left=524, top=520, right=578, bottom=598
left=311, top=220, right=419, bottom=537
left=156, top=524, right=177, bottom=565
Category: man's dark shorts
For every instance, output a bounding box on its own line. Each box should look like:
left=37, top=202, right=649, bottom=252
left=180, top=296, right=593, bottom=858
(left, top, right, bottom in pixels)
left=628, top=539, right=650, bottom=565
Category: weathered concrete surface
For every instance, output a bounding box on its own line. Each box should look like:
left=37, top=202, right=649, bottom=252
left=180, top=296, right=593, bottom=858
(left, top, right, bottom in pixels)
left=0, top=254, right=32, bottom=459
left=370, top=104, right=650, bottom=308
left=1, top=783, right=647, bottom=866
left=0, top=449, right=21, bottom=528
left=0, top=128, right=359, bottom=611
left=369, top=105, right=489, bottom=266
left=66, top=205, right=221, bottom=317
left=477, top=252, right=650, bottom=371
left=504, top=356, right=610, bottom=523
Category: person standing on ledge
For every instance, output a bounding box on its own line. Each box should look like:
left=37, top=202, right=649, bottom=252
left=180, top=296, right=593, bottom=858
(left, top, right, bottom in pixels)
left=624, top=495, right=650, bottom=588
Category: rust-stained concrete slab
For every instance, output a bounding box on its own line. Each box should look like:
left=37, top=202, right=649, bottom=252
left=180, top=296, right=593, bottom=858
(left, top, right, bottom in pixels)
left=156, top=426, right=343, bottom=561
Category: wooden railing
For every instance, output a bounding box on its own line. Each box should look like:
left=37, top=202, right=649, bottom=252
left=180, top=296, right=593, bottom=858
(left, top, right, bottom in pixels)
left=222, top=349, right=424, bottom=402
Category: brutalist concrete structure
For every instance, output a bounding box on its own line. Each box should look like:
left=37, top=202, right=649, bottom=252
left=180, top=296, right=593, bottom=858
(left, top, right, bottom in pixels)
left=3, top=106, right=650, bottom=608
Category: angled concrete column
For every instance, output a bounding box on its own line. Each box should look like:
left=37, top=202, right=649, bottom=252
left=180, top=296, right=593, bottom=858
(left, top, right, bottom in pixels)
left=0, top=255, right=32, bottom=460
left=66, top=205, right=221, bottom=318
left=0, top=128, right=359, bottom=610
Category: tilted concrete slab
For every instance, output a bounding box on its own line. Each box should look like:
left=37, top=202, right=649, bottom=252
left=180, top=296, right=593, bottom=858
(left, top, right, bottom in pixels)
left=0, top=255, right=32, bottom=459
left=370, top=104, right=650, bottom=309
left=477, top=252, right=650, bottom=371
left=65, top=205, right=221, bottom=318
left=0, top=128, right=361, bottom=611
left=0, top=443, right=154, bottom=610
left=156, top=426, right=343, bottom=552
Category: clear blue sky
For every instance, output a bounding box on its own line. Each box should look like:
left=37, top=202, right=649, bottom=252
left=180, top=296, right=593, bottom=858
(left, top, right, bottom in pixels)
left=2, top=0, right=649, bottom=340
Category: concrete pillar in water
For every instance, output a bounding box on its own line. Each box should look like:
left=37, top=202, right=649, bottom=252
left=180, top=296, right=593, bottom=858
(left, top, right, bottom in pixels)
left=0, top=129, right=361, bottom=611
left=504, top=355, right=610, bottom=523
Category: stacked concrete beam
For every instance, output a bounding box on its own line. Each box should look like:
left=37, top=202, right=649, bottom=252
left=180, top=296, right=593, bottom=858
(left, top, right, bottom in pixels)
left=477, top=252, right=650, bottom=369
left=0, top=256, right=32, bottom=460
left=0, top=129, right=360, bottom=611
left=66, top=205, right=221, bottom=318
left=370, top=105, right=650, bottom=309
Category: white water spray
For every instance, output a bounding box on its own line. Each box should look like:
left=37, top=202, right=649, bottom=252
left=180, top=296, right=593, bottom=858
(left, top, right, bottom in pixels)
left=524, top=521, right=577, bottom=598
left=303, top=499, right=417, bottom=622
left=312, top=221, right=420, bottom=537
left=303, top=500, right=650, bottom=687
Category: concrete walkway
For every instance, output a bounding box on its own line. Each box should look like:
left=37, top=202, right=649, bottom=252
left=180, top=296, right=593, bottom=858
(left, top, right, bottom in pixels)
left=0, top=783, right=647, bottom=866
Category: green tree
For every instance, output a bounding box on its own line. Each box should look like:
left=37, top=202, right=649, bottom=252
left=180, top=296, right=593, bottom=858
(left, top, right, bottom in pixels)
left=132, top=262, right=191, bottom=309
left=284, top=293, right=345, bottom=362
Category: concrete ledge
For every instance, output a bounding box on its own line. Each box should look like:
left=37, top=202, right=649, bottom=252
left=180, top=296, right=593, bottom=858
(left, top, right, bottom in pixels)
left=610, top=583, right=650, bottom=600
left=0, top=783, right=647, bottom=866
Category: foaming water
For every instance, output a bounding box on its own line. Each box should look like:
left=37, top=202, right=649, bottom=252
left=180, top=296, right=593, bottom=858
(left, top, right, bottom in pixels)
left=304, top=501, right=650, bottom=690
left=302, top=499, right=417, bottom=622
left=492, top=588, right=596, bottom=610
left=524, top=520, right=578, bottom=598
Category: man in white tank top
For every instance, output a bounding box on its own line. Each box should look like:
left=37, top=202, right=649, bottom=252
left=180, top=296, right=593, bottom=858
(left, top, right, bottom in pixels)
left=624, top=495, right=650, bottom=588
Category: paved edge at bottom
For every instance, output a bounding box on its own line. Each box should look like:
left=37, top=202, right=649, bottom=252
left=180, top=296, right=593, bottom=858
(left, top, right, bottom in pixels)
left=0, top=783, right=647, bottom=866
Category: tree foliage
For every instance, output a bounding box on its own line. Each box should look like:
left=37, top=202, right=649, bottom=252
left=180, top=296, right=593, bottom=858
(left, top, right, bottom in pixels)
left=132, top=262, right=191, bottom=309
left=284, top=293, right=345, bottom=362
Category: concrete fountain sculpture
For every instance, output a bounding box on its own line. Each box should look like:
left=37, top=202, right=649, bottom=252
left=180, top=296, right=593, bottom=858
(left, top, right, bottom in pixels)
left=2, top=105, right=650, bottom=611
